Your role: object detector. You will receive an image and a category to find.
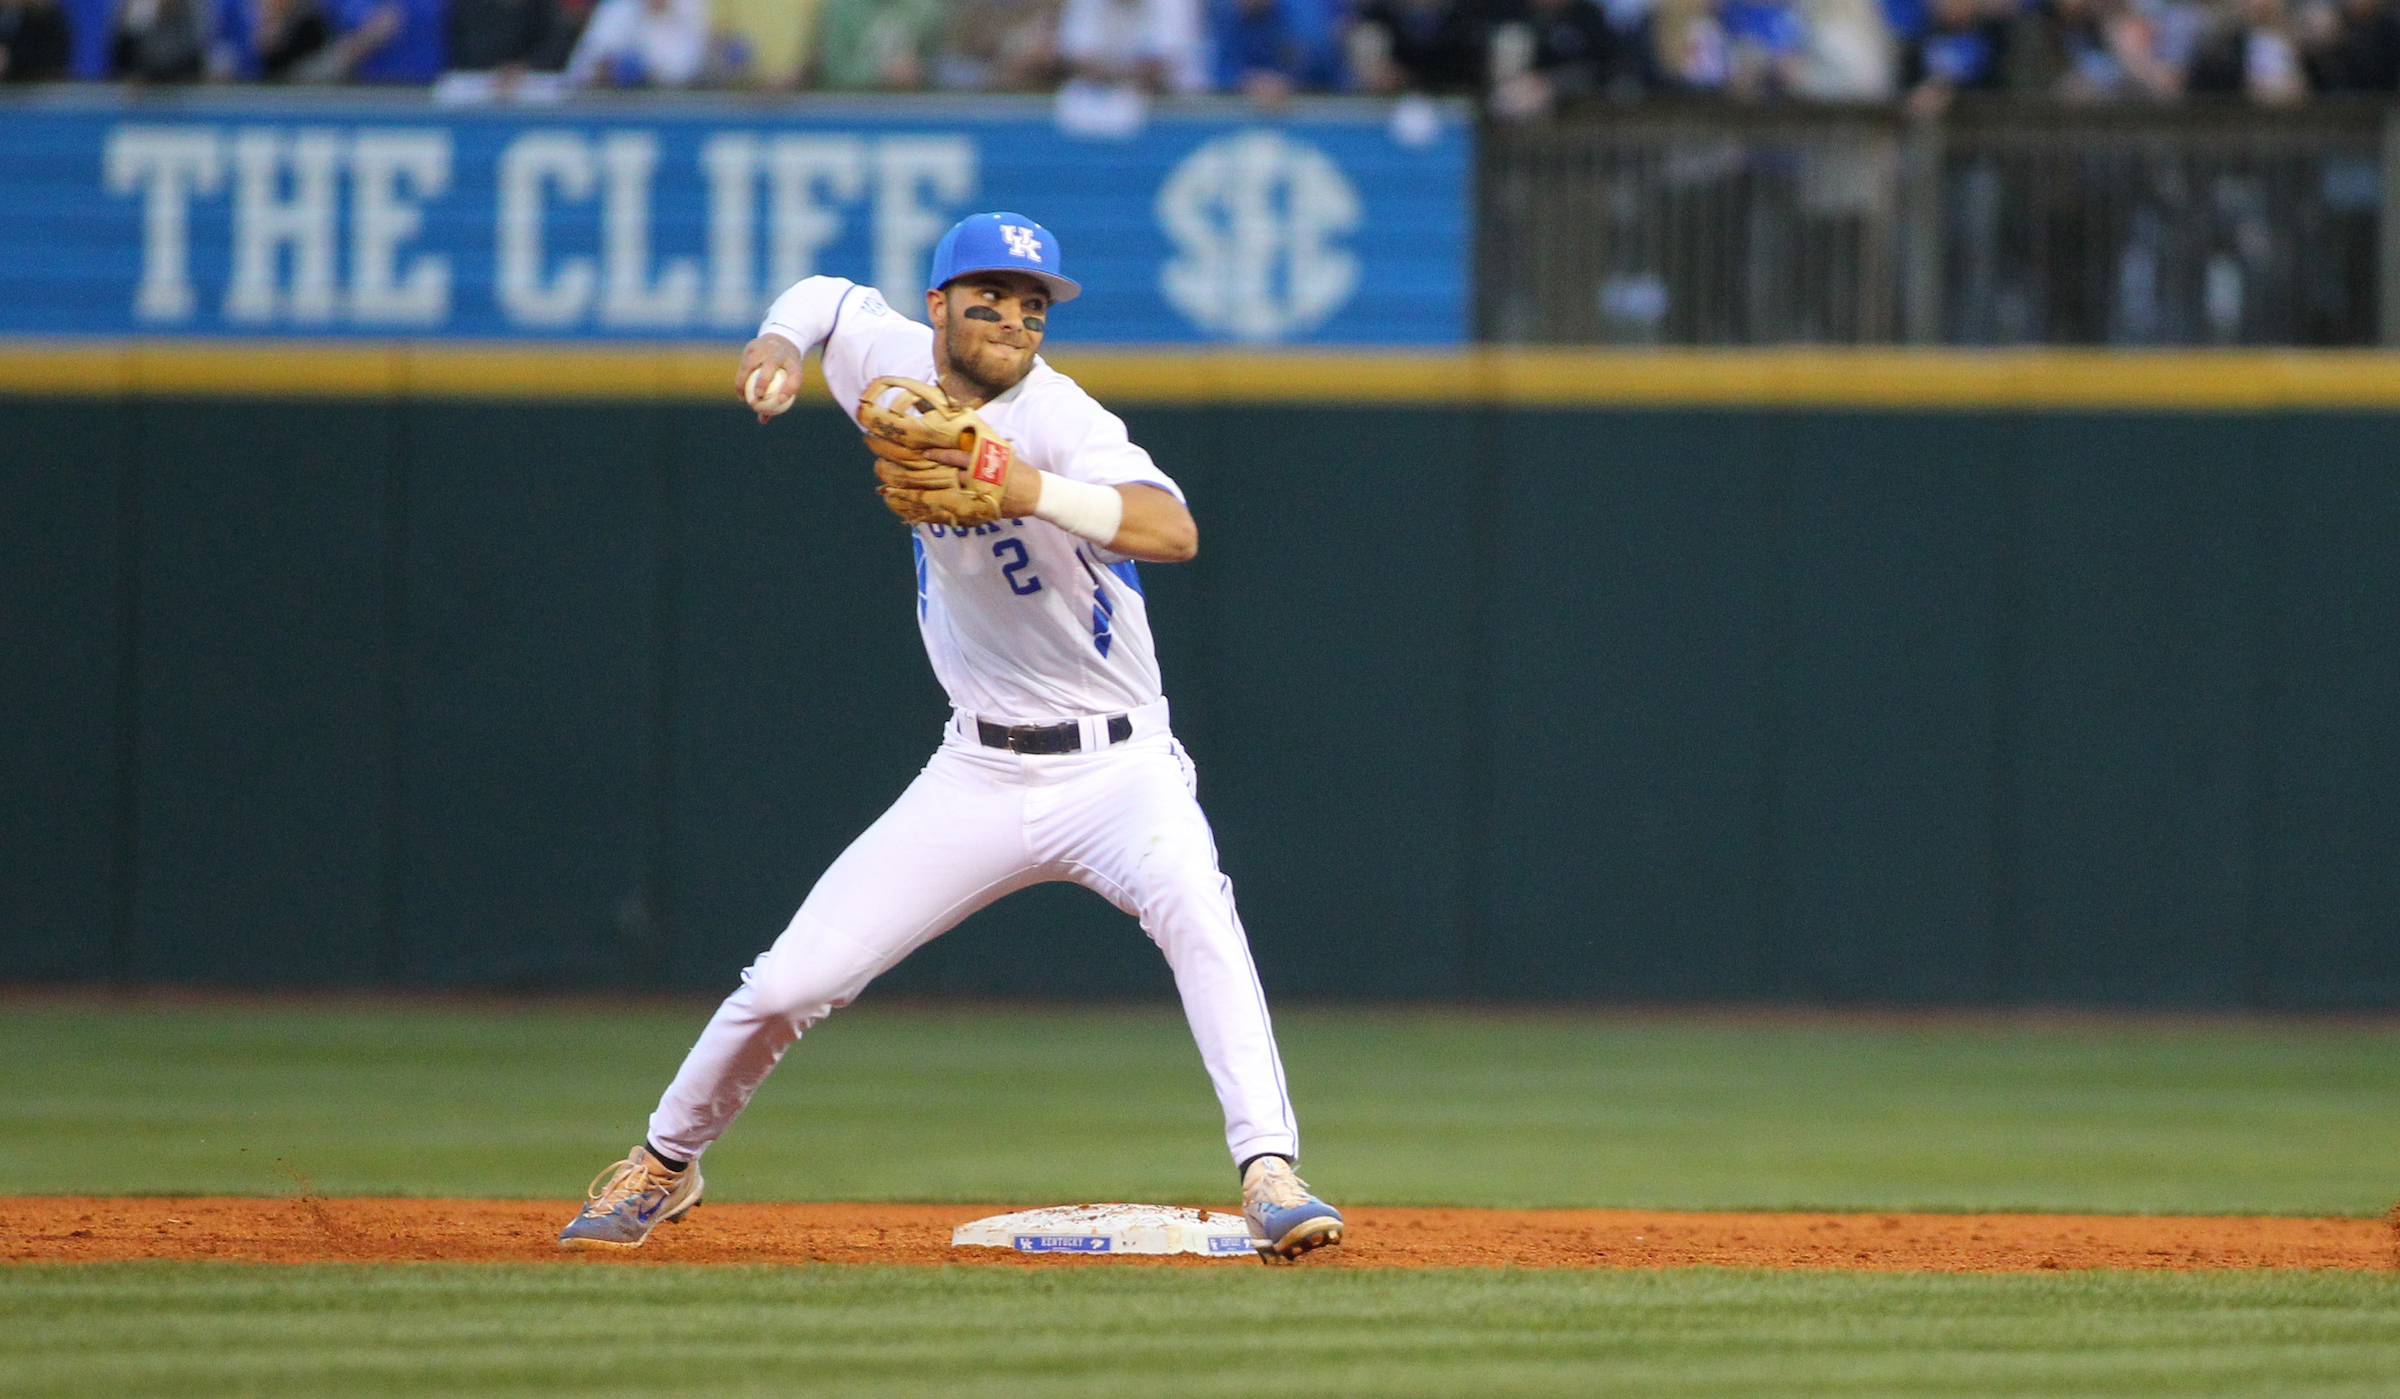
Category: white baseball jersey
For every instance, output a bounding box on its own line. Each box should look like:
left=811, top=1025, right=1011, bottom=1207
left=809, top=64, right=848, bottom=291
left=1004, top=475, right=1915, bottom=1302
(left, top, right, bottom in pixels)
left=761, top=276, right=1180, bottom=724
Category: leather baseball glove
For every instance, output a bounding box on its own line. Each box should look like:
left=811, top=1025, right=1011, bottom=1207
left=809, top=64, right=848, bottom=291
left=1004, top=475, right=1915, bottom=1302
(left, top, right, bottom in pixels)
left=856, top=376, right=1013, bottom=528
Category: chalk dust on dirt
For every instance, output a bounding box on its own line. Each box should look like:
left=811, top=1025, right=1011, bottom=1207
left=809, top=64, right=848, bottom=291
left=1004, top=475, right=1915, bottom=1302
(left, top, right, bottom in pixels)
left=4, top=1197, right=2393, bottom=1270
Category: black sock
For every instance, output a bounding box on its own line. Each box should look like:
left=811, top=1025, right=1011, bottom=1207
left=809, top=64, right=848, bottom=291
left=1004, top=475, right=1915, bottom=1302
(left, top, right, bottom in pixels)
left=1237, top=1152, right=1293, bottom=1183
left=646, top=1142, right=690, bottom=1172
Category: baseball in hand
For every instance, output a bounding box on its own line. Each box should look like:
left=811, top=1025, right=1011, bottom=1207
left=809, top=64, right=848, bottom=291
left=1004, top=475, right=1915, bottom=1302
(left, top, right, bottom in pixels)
left=746, top=365, right=792, bottom=413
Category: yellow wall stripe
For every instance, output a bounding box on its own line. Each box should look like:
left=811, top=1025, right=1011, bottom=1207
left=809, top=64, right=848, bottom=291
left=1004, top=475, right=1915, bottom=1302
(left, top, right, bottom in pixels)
left=7, top=340, right=2400, bottom=408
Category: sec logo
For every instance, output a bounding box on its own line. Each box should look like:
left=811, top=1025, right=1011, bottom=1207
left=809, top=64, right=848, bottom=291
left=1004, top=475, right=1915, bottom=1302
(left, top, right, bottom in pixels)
left=1154, top=131, right=1361, bottom=343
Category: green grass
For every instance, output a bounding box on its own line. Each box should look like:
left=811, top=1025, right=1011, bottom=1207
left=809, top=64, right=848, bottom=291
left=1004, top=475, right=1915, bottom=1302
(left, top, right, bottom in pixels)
left=9, top=1002, right=2400, bottom=1399
left=4, top=1263, right=2398, bottom=1398
left=4, top=1000, right=2399, bottom=1214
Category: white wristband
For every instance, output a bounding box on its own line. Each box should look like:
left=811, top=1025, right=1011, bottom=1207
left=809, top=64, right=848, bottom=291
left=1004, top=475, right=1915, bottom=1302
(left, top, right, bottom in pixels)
left=1030, top=472, right=1124, bottom=546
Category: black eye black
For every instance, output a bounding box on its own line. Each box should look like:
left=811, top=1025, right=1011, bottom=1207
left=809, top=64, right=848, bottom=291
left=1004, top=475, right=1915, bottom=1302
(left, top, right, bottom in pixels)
left=962, top=305, right=1003, bottom=322
left=1022, top=315, right=1045, bottom=332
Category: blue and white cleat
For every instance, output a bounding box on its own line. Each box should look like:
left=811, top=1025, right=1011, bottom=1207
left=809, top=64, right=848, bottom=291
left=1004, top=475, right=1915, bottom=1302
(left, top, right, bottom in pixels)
left=1241, top=1156, right=1343, bottom=1263
left=556, top=1145, right=704, bottom=1250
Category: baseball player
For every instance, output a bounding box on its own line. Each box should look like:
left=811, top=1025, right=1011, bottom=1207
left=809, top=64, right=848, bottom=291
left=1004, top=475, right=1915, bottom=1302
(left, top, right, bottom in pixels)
left=556, top=212, right=1343, bottom=1263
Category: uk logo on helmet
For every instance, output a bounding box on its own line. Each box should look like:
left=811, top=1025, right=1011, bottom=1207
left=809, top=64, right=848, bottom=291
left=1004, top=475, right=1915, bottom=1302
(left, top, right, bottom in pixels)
left=1001, top=225, right=1044, bottom=262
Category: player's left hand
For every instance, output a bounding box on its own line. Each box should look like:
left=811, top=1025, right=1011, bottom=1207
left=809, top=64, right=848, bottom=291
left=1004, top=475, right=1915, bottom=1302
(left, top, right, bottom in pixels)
left=919, top=446, right=1041, bottom=518
left=872, top=448, right=968, bottom=496
left=856, top=376, right=1013, bottom=529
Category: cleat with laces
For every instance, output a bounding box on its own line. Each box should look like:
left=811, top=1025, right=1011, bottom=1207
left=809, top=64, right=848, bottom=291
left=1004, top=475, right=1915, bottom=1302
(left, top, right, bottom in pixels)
left=1241, top=1156, right=1342, bottom=1263
left=556, top=1145, right=704, bottom=1250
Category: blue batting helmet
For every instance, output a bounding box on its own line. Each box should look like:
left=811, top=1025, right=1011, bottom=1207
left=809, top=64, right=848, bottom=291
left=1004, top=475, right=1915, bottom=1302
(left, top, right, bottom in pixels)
left=926, top=213, right=1081, bottom=304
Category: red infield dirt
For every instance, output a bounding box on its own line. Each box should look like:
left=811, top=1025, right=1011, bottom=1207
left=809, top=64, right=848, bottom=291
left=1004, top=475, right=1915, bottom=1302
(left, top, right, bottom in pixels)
left=5, top=1196, right=2396, bottom=1270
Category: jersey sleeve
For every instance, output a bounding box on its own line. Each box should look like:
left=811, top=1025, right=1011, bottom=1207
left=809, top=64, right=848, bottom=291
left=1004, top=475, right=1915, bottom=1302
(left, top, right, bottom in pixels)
left=757, top=275, right=852, bottom=353
left=1027, top=382, right=1186, bottom=503
left=757, top=277, right=932, bottom=422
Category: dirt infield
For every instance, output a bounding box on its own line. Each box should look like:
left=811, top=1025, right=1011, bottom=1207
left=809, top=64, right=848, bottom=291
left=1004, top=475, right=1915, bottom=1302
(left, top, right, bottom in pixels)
left=5, top=1197, right=2395, bottom=1270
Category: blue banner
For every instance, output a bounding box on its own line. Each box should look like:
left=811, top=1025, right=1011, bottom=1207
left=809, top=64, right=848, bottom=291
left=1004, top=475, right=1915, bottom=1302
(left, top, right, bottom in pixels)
left=0, top=93, right=1469, bottom=345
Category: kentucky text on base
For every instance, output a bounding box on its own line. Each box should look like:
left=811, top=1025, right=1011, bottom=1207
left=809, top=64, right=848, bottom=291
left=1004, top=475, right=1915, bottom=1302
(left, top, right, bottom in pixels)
left=555, top=212, right=1342, bottom=1264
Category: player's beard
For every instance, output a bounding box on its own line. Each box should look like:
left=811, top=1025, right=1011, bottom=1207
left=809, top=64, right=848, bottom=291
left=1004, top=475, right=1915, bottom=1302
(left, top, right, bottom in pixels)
left=941, top=317, right=1037, bottom=402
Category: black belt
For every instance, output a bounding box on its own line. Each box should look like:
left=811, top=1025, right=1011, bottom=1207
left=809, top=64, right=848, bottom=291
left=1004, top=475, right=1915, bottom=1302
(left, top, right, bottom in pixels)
left=976, top=714, right=1133, bottom=755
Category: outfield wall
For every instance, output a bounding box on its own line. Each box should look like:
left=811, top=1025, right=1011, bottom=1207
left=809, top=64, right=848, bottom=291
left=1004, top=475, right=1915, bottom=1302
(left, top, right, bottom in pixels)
left=5, top=347, right=2399, bottom=1005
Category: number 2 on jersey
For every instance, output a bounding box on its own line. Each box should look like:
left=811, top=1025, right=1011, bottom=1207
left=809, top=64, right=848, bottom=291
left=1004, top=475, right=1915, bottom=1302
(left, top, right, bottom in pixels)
left=992, top=537, right=1043, bottom=595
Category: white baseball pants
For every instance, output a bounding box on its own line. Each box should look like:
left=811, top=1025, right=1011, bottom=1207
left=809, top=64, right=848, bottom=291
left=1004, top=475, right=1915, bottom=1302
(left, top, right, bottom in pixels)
left=646, top=697, right=1302, bottom=1167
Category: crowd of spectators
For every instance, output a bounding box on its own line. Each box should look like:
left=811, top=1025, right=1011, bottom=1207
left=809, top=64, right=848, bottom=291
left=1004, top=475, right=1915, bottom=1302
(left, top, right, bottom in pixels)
left=8, top=0, right=2400, bottom=111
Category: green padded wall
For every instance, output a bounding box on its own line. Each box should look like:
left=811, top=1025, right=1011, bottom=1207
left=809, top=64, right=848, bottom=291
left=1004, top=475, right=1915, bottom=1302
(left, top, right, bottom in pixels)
left=4, top=398, right=2396, bottom=1005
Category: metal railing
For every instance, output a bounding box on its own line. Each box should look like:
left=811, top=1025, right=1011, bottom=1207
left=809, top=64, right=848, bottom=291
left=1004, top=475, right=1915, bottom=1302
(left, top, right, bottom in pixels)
left=1479, top=102, right=2392, bottom=347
